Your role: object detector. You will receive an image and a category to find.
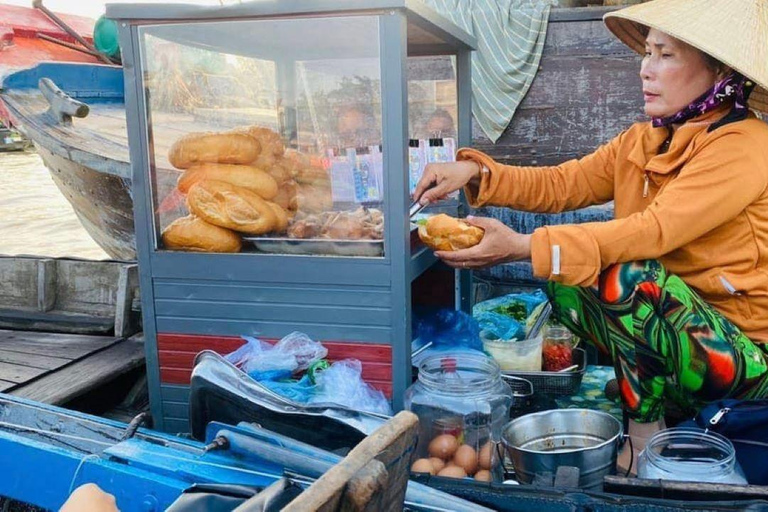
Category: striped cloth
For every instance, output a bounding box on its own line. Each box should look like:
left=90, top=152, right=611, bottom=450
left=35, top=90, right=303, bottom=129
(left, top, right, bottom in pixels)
left=422, top=0, right=555, bottom=142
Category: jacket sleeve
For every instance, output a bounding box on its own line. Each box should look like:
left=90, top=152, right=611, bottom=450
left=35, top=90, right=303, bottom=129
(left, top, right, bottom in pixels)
left=456, top=130, right=624, bottom=212
left=530, top=131, right=768, bottom=286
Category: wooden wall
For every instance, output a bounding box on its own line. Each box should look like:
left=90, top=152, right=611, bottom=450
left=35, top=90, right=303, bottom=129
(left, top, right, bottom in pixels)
left=473, top=7, right=646, bottom=166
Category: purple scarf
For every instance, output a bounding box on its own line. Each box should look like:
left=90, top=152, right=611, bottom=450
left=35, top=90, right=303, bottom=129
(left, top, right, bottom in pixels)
left=652, top=73, right=754, bottom=128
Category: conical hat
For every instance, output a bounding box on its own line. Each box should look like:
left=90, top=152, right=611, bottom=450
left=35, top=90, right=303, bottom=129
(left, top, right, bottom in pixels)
left=604, top=0, right=768, bottom=114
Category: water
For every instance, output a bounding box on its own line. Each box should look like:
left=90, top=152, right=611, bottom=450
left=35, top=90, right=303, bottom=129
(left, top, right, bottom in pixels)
left=0, top=150, right=109, bottom=260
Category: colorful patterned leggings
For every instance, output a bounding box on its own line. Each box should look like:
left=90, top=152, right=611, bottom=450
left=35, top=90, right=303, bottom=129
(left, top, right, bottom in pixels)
left=547, top=260, right=768, bottom=423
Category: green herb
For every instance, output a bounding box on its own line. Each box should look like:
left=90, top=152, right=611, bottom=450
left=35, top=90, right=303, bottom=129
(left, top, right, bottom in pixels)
left=491, top=301, right=527, bottom=321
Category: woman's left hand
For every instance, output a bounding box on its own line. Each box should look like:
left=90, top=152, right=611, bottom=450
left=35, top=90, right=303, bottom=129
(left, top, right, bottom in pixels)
left=436, top=216, right=532, bottom=269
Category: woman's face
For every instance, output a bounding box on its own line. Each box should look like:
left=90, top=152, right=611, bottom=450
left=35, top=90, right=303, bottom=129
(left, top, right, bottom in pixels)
left=641, top=28, right=721, bottom=118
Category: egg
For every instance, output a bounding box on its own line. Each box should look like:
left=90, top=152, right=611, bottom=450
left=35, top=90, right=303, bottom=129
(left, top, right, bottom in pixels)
left=437, top=465, right=467, bottom=479
left=478, top=442, right=493, bottom=470
left=429, top=457, right=446, bottom=473
left=474, top=469, right=493, bottom=482
left=428, top=434, right=459, bottom=459
left=410, top=458, right=435, bottom=475
left=452, top=444, right=479, bottom=475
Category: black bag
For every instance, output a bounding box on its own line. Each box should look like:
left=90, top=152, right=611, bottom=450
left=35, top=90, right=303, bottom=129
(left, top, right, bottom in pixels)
left=680, top=399, right=768, bottom=485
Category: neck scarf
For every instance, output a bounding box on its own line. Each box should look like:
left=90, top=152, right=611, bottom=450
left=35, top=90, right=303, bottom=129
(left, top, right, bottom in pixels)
left=651, top=72, right=755, bottom=129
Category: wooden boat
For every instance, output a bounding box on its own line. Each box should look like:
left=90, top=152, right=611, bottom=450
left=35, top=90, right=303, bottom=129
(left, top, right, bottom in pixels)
left=0, top=6, right=639, bottom=262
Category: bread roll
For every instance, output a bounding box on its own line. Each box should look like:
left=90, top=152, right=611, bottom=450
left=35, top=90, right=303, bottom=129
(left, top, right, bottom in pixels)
left=265, top=163, right=292, bottom=185
left=273, top=180, right=298, bottom=212
left=187, top=180, right=278, bottom=235
left=232, top=126, right=284, bottom=168
left=177, top=163, right=278, bottom=200
left=169, top=132, right=260, bottom=169
left=418, top=214, right=484, bottom=251
left=296, top=183, right=333, bottom=213
left=267, top=202, right=289, bottom=233
left=161, top=214, right=242, bottom=253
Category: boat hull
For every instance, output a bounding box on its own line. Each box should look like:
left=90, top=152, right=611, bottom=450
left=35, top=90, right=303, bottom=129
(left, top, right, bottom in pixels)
left=35, top=143, right=136, bottom=260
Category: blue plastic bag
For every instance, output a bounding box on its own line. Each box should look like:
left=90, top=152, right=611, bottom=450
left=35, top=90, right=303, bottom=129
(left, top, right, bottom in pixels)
left=414, top=308, right=482, bottom=351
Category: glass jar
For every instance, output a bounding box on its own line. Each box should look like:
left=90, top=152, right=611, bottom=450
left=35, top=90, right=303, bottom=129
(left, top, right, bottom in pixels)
left=542, top=325, right=574, bottom=372
left=405, top=353, right=512, bottom=482
left=637, top=428, right=747, bottom=485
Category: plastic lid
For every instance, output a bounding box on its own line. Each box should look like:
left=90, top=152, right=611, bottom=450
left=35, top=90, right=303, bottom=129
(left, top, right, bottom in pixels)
left=94, top=15, right=121, bottom=59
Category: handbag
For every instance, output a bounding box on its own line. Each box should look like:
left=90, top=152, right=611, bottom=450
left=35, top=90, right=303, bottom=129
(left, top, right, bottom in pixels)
left=680, top=399, right=768, bottom=485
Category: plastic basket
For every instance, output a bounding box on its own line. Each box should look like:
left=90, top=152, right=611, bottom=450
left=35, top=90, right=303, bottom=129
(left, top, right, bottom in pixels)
left=500, top=348, right=586, bottom=396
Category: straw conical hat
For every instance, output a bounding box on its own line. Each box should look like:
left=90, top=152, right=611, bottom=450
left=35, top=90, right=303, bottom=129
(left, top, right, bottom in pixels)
left=604, top=0, right=768, bottom=114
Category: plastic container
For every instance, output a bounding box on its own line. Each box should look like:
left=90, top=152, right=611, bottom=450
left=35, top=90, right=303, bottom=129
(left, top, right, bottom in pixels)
left=405, top=353, right=513, bottom=482
left=637, top=428, right=747, bottom=485
left=542, top=326, right=574, bottom=372
left=480, top=330, right=542, bottom=371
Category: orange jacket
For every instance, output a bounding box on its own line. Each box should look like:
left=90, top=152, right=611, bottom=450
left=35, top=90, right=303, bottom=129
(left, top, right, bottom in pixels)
left=459, top=106, right=768, bottom=341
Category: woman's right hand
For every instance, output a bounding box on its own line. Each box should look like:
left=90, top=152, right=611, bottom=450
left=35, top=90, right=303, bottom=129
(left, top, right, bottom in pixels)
left=412, top=160, right=481, bottom=205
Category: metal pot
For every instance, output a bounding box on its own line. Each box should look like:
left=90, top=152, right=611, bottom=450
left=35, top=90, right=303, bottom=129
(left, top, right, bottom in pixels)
left=501, top=409, right=623, bottom=490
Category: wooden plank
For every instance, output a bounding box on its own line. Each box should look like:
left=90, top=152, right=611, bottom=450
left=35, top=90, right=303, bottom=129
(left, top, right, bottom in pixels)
left=37, top=258, right=57, bottom=312
left=0, top=362, right=48, bottom=383
left=0, top=379, right=18, bottom=392
left=0, top=340, right=105, bottom=359
left=10, top=338, right=145, bottom=404
left=0, top=349, right=71, bottom=369
left=0, top=329, right=119, bottom=345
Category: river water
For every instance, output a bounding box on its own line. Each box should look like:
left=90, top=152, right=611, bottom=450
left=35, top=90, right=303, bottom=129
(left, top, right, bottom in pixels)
left=0, top=149, right=109, bottom=260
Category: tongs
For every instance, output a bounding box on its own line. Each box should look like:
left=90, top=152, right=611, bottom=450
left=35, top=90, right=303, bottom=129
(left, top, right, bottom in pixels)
left=409, top=200, right=428, bottom=218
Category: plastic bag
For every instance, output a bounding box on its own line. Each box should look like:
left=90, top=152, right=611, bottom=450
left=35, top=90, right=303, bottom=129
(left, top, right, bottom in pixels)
left=473, top=311, right=525, bottom=340
left=310, top=359, right=392, bottom=416
left=224, top=332, right=328, bottom=381
left=414, top=308, right=482, bottom=351
left=261, top=374, right=317, bottom=403
left=472, top=290, right=548, bottom=341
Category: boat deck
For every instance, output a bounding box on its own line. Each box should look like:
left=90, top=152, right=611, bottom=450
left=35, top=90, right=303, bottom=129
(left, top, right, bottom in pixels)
left=0, top=329, right=144, bottom=405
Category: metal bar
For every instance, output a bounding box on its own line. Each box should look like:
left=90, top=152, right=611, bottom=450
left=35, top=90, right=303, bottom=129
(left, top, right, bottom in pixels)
left=118, top=20, right=167, bottom=431
left=455, top=48, right=473, bottom=313
left=32, top=0, right=114, bottom=65
left=380, top=11, right=410, bottom=411
left=36, top=33, right=113, bottom=62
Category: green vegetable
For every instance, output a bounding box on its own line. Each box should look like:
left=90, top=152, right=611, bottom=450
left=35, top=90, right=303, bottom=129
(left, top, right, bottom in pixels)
left=491, top=301, right=527, bottom=321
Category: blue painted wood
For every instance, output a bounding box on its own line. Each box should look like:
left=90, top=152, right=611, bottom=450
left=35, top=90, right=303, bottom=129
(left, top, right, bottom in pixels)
left=0, top=62, right=124, bottom=99
left=120, top=21, right=167, bottom=431
left=154, top=299, right=391, bottom=326
left=162, top=401, right=189, bottom=420
left=153, top=280, right=393, bottom=308
left=148, top=252, right=392, bottom=286
left=381, top=11, right=412, bottom=412
left=160, top=384, right=190, bottom=403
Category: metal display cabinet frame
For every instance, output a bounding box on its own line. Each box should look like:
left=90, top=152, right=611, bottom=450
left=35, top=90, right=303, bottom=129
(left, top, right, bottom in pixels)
left=110, top=0, right=476, bottom=432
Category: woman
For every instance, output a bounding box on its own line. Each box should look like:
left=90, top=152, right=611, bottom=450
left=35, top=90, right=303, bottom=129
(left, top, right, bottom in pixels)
left=413, top=0, right=768, bottom=467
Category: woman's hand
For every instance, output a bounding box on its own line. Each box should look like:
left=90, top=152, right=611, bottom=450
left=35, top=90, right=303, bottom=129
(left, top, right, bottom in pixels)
left=435, top=216, right=532, bottom=269
left=412, top=161, right=481, bottom=205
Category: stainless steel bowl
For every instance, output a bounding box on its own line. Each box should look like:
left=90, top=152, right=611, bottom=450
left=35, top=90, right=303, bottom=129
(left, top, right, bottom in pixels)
left=501, top=409, right=623, bottom=490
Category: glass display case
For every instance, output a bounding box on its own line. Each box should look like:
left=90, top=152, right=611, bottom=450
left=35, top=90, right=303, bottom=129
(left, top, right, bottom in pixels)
left=112, top=0, right=475, bottom=431
left=137, top=17, right=460, bottom=258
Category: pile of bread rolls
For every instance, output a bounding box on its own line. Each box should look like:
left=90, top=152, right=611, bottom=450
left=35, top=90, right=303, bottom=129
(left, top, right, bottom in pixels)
left=161, top=127, right=333, bottom=253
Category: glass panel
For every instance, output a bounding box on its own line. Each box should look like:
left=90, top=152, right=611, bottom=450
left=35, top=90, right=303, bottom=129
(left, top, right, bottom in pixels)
left=407, top=55, right=458, bottom=200
left=139, top=16, right=384, bottom=257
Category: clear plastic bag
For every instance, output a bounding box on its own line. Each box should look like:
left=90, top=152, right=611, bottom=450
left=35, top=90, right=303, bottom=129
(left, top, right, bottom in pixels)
left=310, top=359, right=392, bottom=416
left=472, top=290, right=548, bottom=340
left=224, top=332, right=328, bottom=381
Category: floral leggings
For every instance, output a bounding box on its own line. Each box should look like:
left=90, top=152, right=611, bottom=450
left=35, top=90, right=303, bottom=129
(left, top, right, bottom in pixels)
left=547, top=260, right=768, bottom=423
